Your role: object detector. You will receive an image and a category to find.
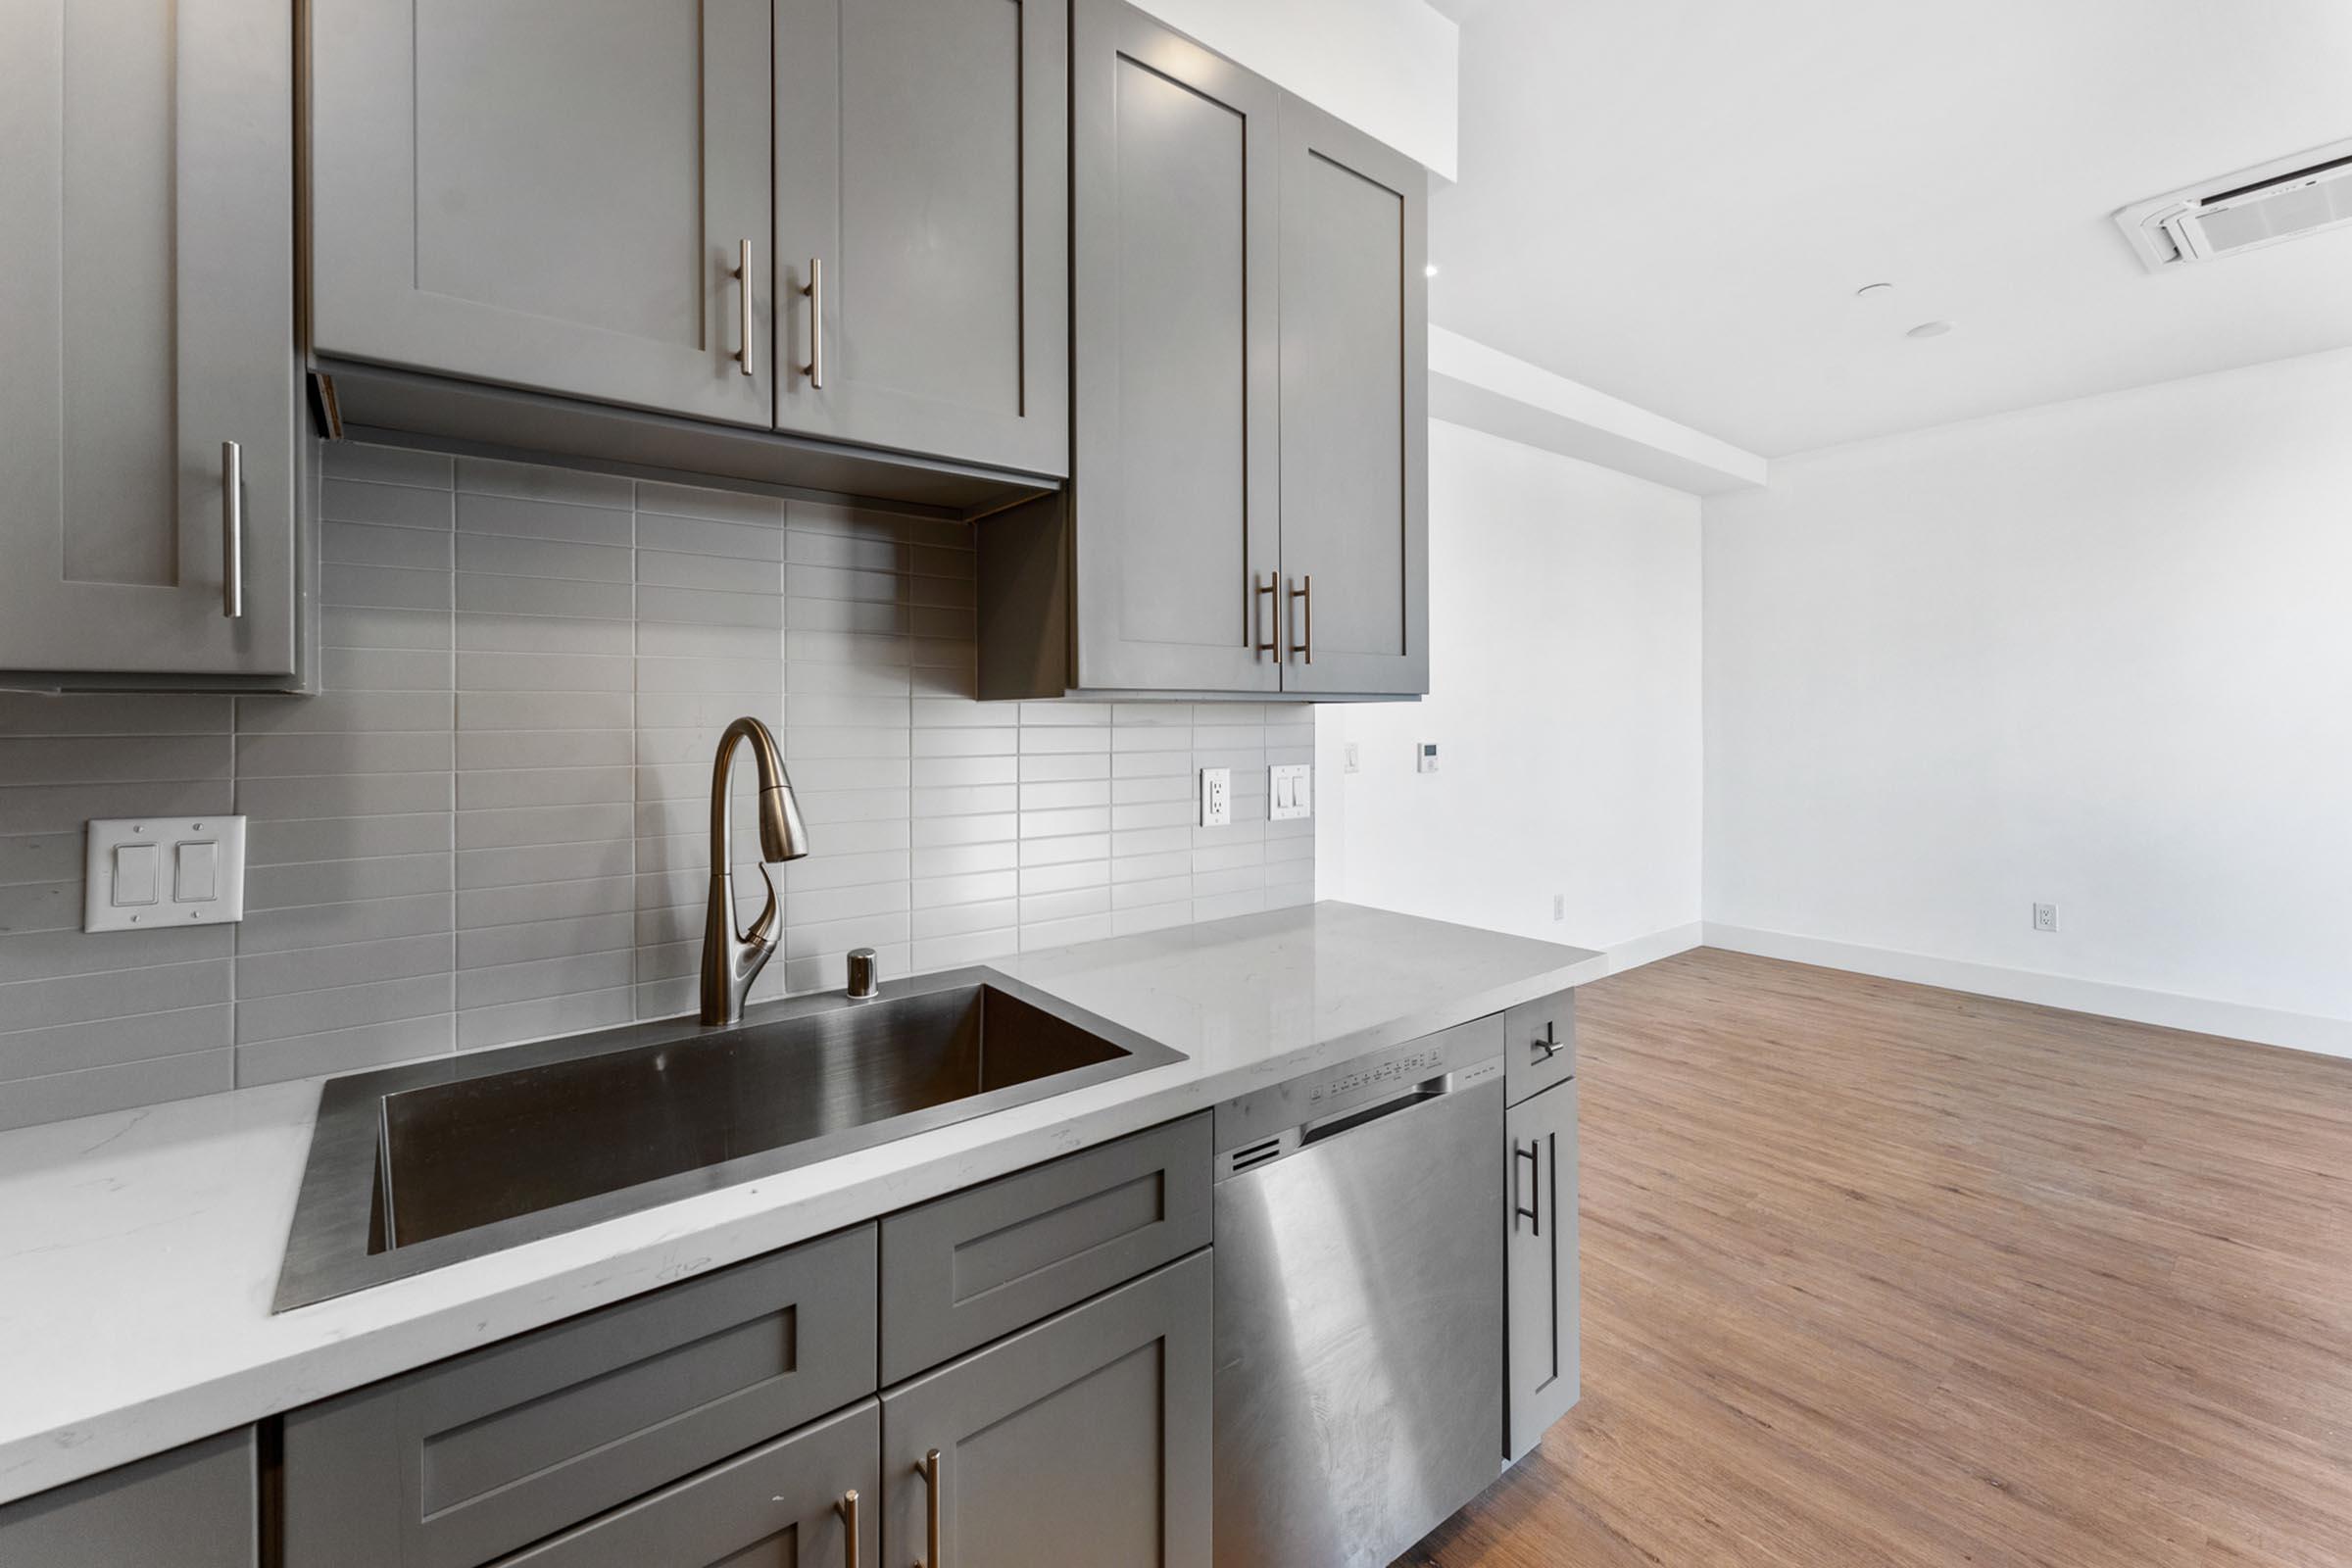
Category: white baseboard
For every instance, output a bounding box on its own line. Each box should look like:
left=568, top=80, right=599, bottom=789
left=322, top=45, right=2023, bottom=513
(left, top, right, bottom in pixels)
left=1702, top=923, right=2352, bottom=1061
left=1604, top=922, right=1706, bottom=975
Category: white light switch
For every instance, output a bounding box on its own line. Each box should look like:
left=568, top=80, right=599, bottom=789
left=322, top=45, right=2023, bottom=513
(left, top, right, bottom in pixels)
left=1269, top=763, right=1312, bottom=820
left=113, top=844, right=160, bottom=906
left=84, top=817, right=246, bottom=932
left=176, top=841, right=219, bottom=903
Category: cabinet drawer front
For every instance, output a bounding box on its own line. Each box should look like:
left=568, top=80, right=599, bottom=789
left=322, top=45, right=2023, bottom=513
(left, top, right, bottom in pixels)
left=285, top=1225, right=877, bottom=1568
left=879, top=1113, right=1211, bottom=1383
left=494, top=1399, right=878, bottom=1568
left=881, top=1250, right=1213, bottom=1568
left=1503, top=988, right=1579, bottom=1104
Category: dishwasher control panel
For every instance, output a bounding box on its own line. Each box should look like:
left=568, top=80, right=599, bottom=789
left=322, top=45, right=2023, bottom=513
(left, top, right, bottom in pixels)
left=1212, top=1011, right=1508, bottom=1163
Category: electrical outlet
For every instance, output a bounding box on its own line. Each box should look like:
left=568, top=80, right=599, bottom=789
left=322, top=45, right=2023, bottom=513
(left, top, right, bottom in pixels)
left=2033, top=902, right=2060, bottom=933
left=1199, top=767, right=1231, bottom=827
left=1553, top=894, right=1565, bottom=922
left=1343, top=742, right=1360, bottom=774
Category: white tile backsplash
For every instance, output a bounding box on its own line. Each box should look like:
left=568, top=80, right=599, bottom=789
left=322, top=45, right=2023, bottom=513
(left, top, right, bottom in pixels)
left=0, top=444, right=1314, bottom=1132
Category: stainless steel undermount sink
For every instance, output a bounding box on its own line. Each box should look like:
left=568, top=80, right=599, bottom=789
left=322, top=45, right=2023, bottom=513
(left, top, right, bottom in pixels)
left=272, top=968, right=1183, bottom=1311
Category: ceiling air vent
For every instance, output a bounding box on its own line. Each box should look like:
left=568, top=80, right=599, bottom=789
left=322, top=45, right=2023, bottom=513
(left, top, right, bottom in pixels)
left=2116, top=138, right=2352, bottom=271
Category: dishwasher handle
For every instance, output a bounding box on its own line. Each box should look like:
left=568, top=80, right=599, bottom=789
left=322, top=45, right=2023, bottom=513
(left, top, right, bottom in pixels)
left=1299, top=1075, right=1454, bottom=1149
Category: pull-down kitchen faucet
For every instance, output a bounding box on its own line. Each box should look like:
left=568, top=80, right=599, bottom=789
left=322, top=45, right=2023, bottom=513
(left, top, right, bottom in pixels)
left=699, top=716, right=809, bottom=1025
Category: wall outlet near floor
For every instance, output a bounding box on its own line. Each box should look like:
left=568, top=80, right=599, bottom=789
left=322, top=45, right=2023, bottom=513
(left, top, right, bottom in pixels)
left=1200, top=767, right=1231, bottom=827
left=2033, top=902, right=2060, bottom=933
left=83, top=816, right=247, bottom=933
left=1268, top=763, right=1312, bottom=820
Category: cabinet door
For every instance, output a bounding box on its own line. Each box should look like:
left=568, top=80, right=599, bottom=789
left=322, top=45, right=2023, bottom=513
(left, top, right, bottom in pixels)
left=495, top=1401, right=878, bottom=1568
left=310, top=0, right=772, bottom=428
left=1505, top=1078, right=1581, bottom=1462
left=1069, top=0, right=1281, bottom=694
left=0, top=1429, right=255, bottom=1568
left=0, top=0, right=298, bottom=678
left=773, top=0, right=1068, bottom=475
left=881, top=1251, right=1211, bottom=1568
left=1274, top=94, right=1429, bottom=696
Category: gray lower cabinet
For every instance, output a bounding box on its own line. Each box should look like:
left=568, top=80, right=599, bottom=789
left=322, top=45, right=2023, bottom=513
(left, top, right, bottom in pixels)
left=773, top=0, right=1069, bottom=476
left=0, top=0, right=302, bottom=683
left=283, top=1226, right=878, bottom=1568
left=1504, top=1077, right=1581, bottom=1462
left=309, top=0, right=775, bottom=428
left=1274, top=94, right=1430, bottom=698
left=495, top=1400, right=878, bottom=1568
left=881, top=1251, right=1214, bottom=1568
left=0, top=1428, right=256, bottom=1568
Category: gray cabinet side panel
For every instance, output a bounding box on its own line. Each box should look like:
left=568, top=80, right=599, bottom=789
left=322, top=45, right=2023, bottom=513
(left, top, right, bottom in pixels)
left=1274, top=93, right=1428, bottom=698
left=1505, top=1077, right=1581, bottom=1461
left=881, top=1250, right=1213, bottom=1568
left=773, top=0, right=1069, bottom=475
left=0, top=1428, right=256, bottom=1568
left=1069, top=0, right=1281, bottom=693
left=879, top=1111, right=1212, bottom=1382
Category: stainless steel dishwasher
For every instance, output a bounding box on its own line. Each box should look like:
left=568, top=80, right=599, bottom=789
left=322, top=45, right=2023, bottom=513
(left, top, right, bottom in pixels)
left=1212, top=1022, right=1505, bottom=1568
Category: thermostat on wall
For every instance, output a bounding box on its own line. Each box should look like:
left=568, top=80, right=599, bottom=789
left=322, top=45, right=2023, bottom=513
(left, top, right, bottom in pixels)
left=1417, top=743, right=1440, bottom=773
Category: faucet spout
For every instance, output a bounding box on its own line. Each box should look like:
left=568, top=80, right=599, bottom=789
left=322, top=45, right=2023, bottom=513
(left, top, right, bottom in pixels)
left=700, top=716, right=809, bottom=1025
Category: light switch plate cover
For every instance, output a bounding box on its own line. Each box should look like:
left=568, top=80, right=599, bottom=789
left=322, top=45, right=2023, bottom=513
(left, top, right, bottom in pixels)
left=83, top=816, right=246, bottom=932
left=1269, top=763, right=1312, bottom=820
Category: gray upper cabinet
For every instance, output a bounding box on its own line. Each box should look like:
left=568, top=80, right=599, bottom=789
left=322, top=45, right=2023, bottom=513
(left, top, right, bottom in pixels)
left=0, top=0, right=300, bottom=682
left=1066, top=0, right=1283, bottom=695
left=881, top=1252, right=1213, bottom=1568
left=975, top=0, right=1429, bottom=701
left=0, top=1428, right=256, bottom=1568
left=1505, top=1077, right=1581, bottom=1463
left=309, top=0, right=775, bottom=428
left=1275, top=94, right=1430, bottom=697
left=773, top=0, right=1069, bottom=476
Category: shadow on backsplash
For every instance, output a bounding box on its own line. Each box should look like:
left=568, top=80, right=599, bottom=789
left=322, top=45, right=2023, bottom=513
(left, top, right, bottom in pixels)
left=0, top=443, right=1314, bottom=1132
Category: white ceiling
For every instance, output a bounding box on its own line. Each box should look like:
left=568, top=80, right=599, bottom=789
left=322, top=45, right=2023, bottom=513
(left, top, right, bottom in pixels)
left=1427, top=0, right=2352, bottom=456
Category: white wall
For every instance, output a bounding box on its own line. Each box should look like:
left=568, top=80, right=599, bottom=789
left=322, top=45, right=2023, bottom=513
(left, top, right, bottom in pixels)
left=1134, top=0, right=1458, bottom=176
left=1703, top=345, right=2352, bottom=1054
left=1319, top=419, right=1704, bottom=965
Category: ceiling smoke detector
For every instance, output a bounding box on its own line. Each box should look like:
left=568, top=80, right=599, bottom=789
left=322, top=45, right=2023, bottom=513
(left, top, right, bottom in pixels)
left=2117, top=137, right=2352, bottom=271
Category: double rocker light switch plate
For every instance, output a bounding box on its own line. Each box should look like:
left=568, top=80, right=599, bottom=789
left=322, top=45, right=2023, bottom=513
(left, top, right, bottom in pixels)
left=84, top=817, right=247, bottom=932
left=1269, top=763, right=1312, bottom=820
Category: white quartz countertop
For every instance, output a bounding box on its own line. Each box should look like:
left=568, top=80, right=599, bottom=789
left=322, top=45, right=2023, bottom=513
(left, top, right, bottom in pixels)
left=0, top=902, right=1602, bottom=1504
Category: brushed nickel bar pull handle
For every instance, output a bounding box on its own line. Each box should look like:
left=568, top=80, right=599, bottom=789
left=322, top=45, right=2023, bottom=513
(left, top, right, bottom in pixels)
left=734, top=240, right=755, bottom=378
left=803, top=257, right=824, bottom=388
left=1288, top=574, right=1312, bottom=663
left=1514, top=1140, right=1541, bottom=1236
left=917, top=1448, right=943, bottom=1567
left=836, top=1488, right=858, bottom=1568
left=1252, top=572, right=1277, bottom=658
left=220, top=440, right=243, bottom=619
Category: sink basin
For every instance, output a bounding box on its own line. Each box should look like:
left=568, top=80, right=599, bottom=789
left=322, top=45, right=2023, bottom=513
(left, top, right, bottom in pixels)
left=273, top=968, right=1182, bottom=1311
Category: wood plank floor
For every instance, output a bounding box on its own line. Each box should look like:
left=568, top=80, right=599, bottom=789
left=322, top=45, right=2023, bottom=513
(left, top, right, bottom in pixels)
left=1398, top=948, right=2352, bottom=1568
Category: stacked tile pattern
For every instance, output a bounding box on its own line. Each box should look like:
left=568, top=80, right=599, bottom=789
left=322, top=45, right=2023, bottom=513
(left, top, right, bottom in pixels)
left=0, top=444, right=1314, bottom=1131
